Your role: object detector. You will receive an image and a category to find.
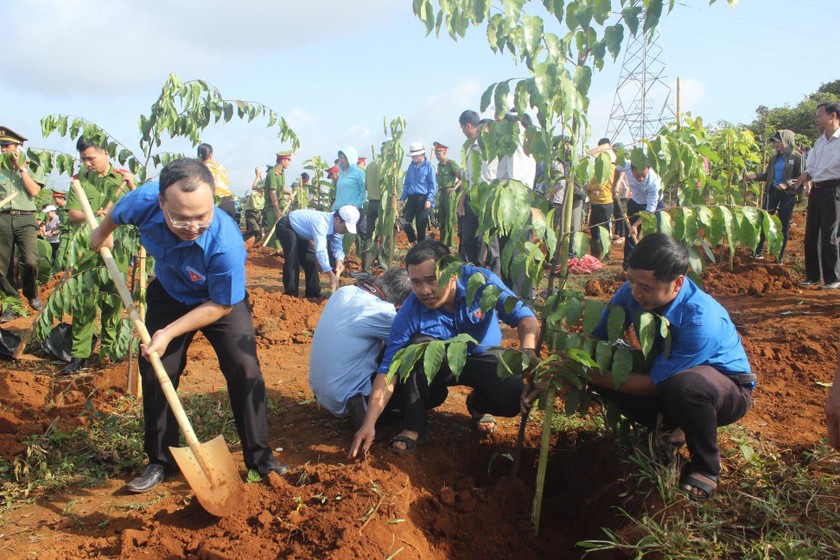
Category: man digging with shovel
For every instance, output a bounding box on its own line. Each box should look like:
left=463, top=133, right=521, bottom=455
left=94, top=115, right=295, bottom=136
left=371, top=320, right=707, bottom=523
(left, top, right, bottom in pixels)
left=90, top=158, right=288, bottom=493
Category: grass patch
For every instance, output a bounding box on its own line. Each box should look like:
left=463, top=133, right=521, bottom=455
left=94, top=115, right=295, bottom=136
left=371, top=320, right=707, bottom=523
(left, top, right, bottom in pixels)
left=578, top=425, right=840, bottom=558
left=0, top=390, right=242, bottom=510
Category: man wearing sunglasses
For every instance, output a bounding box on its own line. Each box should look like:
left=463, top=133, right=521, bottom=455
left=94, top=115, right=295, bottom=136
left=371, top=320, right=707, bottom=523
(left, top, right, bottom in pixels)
left=90, top=157, right=287, bottom=493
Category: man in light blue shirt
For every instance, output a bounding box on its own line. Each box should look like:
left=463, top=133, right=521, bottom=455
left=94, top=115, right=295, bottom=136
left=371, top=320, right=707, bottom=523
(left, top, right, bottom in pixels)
left=90, top=158, right=287, bottom=493
left=309, top=269, right=411, bottom=428
left=618, top=161, right=664, bottom=268
left=276, top=206, right=359, bottom=297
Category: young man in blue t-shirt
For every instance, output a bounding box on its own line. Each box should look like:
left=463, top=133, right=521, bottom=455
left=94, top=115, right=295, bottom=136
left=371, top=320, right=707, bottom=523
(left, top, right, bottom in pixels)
left=91, top=158, right=287, bottom=493
left=536, top=233, right=753, bottom=500
left=349, top=240, right=539, bottom=457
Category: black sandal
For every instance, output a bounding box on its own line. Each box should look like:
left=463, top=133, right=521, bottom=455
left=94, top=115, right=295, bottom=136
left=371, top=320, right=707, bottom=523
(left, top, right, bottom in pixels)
left=680, top=471, right=718, bottom=501
left=387, top=432, right=427, bottom=456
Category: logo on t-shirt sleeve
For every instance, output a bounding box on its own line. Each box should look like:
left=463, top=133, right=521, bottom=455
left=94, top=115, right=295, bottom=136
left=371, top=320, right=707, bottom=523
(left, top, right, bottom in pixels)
left=186, top=266, right=206, bottom=283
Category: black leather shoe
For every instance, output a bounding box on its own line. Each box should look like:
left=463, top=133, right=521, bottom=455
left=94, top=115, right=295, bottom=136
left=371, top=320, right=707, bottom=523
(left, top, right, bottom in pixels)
left=60, top=358, right=88, bottom=376
left=29, top=297, right=43, bottom=311
left=257, top=457, right=289, bottom=478
left=127, top=464, right=167, bottom=493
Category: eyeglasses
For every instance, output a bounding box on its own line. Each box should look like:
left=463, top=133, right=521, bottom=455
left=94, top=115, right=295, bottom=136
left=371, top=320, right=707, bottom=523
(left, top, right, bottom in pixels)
left=164, top=206, right=213, bottom=231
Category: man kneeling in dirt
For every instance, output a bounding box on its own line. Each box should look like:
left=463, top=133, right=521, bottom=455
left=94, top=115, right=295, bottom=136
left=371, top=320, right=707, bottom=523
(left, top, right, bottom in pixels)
left=349, top=240, right=539, bottom=457
left=309, top=269, right=411, bottom=429
left=528, top=233, right=754, bottom=501
left=90, top=158, right=287, bottom=493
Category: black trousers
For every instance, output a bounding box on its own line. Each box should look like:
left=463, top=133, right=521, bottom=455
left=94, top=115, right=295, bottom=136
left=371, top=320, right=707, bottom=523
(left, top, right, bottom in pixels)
left=459, top=197, right=481, bottom=264
left=0, top=213, right=39, bottom=300
left=592, top=366, right=752, bottom=478
left=623, top=198, right=665, bottom=264
left=612, top=199, right=629, bottom=238
left=756, top=189, right=796, bottom=260
left=803, top=185, right=840, bottom=284
left=393, top=336, right=523, bottom=436
left=362, top=199, right=381, bottom=271
left=588, top=202, right=614, bottom=260
left=140, top=280, right=273, bottom=472
left=276, top=216, right=321, bottom=297
left=403, top=194, right=431, bottom=243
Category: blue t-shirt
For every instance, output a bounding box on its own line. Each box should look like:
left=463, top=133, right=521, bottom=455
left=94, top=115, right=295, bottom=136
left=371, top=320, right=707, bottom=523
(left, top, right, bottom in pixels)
left=110, top=183, right=246, bottom=307
left=377, top=264, right=536, bottom=374
left=591, top=277, right=752, bottom=385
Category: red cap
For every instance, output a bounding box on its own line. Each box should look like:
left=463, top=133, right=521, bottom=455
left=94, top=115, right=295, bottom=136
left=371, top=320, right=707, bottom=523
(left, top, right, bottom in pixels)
left=326, top=166, right=340, bottom=175
left=357, top=157, right=366, bottom=164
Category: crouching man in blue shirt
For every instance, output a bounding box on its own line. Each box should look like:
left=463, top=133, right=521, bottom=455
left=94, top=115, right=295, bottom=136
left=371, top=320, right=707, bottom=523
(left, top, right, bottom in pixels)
left=574, top=233, right=752, bottom=500
left=349, top=240, right=539, bottom=457
left=90, top=158, right=287, bottom=493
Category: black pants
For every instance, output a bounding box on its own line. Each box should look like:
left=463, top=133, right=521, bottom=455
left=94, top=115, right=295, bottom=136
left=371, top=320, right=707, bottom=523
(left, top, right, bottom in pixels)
left=592, top=366, right=752, bottom=478
left=140, top=280, right=273, bottom=472
left=612, top=199, right=629, bottom=238
left=803, top=185, right=840, bottom=284
left=623, top=198, right=665, bottom=264
left=276, top=216, right=321, bottom=297
left=218, top=197, right=236, bottom=220
left=362, top=199, right=381, bottom=271
left=0, top=213, right=39, bottom=300
left=459, top=197, right=481, bottom=264
left=403, top=194, right=431, bottom=243
left=755, top=189, right=796, bottom=260
left=242, top=210, right=263, bottom=243
left=589, top=202, right=614, bottom=260
left=393, top=336, right=523, bottom=436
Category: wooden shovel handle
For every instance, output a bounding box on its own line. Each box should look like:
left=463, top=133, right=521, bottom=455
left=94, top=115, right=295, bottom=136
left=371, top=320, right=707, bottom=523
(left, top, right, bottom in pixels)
left=0, top=191, right=19, bottom=211
left=70, top=180, right=218, bottom=485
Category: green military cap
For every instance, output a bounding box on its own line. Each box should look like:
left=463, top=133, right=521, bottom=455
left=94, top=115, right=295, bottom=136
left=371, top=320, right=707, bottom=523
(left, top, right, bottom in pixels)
left=0, top=126, right=28, bottom=146
left=275, top=150, right=293, bottom=160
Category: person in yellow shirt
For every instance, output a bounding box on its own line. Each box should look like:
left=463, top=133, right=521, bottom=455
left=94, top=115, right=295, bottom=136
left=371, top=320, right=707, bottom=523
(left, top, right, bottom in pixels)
left=197, top=143, right=235, bottom=219
left=585, top=138, right=616, bottom=261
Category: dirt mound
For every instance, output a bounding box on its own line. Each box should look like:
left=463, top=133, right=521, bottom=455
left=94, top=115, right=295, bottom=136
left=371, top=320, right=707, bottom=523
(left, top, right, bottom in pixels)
left=250, top=288, right=326, bottom=346
left=703, top=258, right=796, bottom=296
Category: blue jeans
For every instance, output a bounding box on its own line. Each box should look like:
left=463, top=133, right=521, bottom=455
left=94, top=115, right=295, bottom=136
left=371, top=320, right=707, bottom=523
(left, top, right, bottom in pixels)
left=755, top=187, right=796, bottom=260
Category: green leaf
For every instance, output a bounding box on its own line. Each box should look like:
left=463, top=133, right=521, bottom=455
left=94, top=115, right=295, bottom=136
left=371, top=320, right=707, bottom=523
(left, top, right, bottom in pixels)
left=581, top=299, right=604, bottom=334
left=638, top=312, right=655, bottom=358
left=622, top=6, right=641, bottom=35
left=423, top=340, right=446, bottom=384
left=595, top=340, right=612, bottom=373
left=573, top=65, right=592, bottom=96
left=479, top=284, right=501, bottom=312
left=564, top=297, right=584, bottom=327
left=522, top=14, right=543, bottom=56
left=611, top=348, right=634, bottom=386
left=564, top=389, right=580, bottom=416
left=606, top=305, right=626, bottom=342
left=480, top=82, right=496, bottom=113
left=466, top=271, right=486, bottom=303
left=447, top=341, right=468, bottom=381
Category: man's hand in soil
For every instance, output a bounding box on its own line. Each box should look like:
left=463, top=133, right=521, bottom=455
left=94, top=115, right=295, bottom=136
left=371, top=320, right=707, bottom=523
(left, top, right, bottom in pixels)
left=348, top=424, right=375, bottom=459
left=825, top=347, right=840, bottom=451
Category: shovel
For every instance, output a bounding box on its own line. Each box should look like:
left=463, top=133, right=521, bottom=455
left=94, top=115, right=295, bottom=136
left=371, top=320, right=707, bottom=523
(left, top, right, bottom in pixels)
left=0, top=191, right=19, bottom=211
left=71, top=180, right=244, bottom=517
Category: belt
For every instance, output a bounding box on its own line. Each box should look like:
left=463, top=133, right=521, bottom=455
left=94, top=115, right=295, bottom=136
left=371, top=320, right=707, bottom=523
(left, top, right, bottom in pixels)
left=814, top=179, right=840, bottom=188
left=1, top=210, right=34, bottom=215
left=731, top=373, right=756, bottom=388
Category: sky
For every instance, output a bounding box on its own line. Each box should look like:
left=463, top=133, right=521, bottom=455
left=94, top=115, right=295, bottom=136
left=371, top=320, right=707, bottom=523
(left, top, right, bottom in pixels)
left=1, top=0, right=838, bottom=195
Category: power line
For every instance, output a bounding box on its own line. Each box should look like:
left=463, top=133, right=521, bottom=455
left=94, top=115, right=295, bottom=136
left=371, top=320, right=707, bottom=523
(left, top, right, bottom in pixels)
left=786, top=0, right=840, bottom=15
left=671, top=0, right=839, bottom=45
left=659, top=22, right=840, bottom=68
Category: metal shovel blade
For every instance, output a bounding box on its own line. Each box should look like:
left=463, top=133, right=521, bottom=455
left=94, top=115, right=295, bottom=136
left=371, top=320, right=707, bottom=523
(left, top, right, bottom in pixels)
left=169, top=435, right=246, bottom=517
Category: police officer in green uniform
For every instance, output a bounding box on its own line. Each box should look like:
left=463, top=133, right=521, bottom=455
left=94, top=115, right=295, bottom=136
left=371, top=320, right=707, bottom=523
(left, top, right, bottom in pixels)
left=243, top=166, right=266, bottom=244
left=0, top=127, right=46, bottom=322
left=262, top=150, right=292, bottom=249
left=61, top=137, right=135, bottom=374
left=433, top=142, right=461, bottom=248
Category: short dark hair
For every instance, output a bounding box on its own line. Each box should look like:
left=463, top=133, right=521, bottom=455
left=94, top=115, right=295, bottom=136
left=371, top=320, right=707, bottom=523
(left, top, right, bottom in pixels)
left=459, top=110, right=480, bottom=126
left=159, top=158, right=215, bottom=199
left=405, top=239, right=450, bottom=268
left=301, top=172, right=310, bottom=181
left=627, top=233, right=689, bottom=282
left=76, top=136, right=104, bottom=153
left=197, top=143, right=213, bottom=162
left=818, top=102, right=840, bottom=120
left=374, top=268, right=411, bottom=306
left=597, top=137, right=611, bottom=146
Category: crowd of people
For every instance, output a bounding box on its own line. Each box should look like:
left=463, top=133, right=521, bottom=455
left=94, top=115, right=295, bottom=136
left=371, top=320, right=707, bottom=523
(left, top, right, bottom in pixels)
left=0, top=100, right=837, bottom=501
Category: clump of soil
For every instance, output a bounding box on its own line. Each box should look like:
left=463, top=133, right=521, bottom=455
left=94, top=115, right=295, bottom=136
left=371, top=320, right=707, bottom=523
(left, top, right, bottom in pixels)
left=703, top=258, right=796, bottom=296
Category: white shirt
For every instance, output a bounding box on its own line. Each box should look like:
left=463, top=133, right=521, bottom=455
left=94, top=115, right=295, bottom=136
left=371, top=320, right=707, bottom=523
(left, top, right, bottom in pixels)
left=806, top=127, right=840, bottom=183
left=308, top=286, right=396, bottom=417
left=497, top=144, right=537, bottom=189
